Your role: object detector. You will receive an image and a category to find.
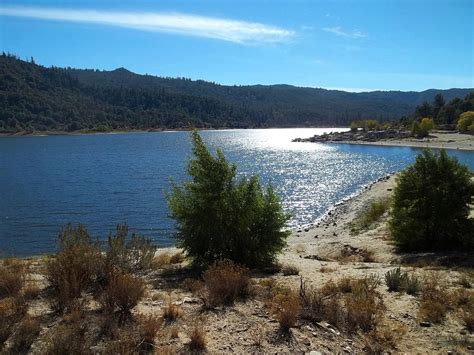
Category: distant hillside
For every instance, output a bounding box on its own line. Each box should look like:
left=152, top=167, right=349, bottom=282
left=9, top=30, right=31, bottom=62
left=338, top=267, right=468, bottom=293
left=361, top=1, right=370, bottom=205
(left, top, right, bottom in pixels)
left=0, top=54, right=472, bottom=133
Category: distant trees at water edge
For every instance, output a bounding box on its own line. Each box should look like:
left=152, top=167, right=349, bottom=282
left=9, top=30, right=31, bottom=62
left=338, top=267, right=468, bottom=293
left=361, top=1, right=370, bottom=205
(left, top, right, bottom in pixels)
left=348, top=92, right=474, bottom=137
left=1, top=53, right=472, bottom=134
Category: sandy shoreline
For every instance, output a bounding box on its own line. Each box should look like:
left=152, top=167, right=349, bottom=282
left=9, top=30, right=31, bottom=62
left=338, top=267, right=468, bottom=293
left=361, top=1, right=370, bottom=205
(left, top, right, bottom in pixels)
left=309, top=131, right=474, bottom=151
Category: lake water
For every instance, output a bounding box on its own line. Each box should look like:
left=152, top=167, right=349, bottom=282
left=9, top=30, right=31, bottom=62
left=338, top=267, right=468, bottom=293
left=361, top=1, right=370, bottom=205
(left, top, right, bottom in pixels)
left=1, top=128, right=473, bottom=257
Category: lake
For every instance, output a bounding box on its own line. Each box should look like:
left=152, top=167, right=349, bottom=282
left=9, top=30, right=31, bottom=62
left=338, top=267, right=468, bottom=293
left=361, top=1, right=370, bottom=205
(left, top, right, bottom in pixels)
left=1, top=128, right=473, bottom=257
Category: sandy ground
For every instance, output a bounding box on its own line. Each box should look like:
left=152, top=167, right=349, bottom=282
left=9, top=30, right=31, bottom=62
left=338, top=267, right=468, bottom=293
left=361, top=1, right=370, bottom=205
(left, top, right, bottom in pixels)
left=334, top=132, right=474, bottom=151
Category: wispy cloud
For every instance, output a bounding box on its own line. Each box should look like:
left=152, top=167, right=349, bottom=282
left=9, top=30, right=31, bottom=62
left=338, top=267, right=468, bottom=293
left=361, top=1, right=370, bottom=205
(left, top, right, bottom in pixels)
left=0, top=6, right=294, bottom=44
left=322, top=26, right=366, bottom=39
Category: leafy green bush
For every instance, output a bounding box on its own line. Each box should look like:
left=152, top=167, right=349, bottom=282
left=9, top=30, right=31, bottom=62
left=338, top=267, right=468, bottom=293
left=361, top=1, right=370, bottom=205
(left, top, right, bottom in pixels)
left=389, top=149, right=474, bottom=251
left=457, top=111, right=474, bottom=133
left=167, top=131, right=290, bottom=267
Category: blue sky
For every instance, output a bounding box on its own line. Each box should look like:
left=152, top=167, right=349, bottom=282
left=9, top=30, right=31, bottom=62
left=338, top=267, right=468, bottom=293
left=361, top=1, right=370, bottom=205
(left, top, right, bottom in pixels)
left=0, top=0, right=472, bottom=92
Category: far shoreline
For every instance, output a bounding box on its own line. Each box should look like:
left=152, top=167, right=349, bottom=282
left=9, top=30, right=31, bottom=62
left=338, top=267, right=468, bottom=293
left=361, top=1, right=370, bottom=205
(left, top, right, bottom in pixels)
left=296, top=131, right=474, bottom=152
left=0, top=126, right=347, bottom=138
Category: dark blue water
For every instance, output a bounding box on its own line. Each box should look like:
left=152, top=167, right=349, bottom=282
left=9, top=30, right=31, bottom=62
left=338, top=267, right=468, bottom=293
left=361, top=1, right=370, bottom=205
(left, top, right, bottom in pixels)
left=1, top=128, right=473, bottom=256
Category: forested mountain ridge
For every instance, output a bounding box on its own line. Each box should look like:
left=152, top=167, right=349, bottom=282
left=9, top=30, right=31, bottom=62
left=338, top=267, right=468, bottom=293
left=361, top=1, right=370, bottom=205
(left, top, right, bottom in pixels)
left=1, top=54, right=472, bottom=133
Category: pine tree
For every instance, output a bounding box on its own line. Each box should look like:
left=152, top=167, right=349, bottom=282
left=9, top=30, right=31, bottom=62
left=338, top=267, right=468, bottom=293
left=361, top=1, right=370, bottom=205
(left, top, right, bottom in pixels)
left=390, top=150, right=474, bottom=251
left=167, top=131, right=290, bottom=267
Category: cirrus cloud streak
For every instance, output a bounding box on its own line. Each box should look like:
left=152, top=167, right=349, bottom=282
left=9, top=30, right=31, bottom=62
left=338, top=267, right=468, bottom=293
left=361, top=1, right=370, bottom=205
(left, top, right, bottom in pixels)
left=0, top=6, right=294, bottom=44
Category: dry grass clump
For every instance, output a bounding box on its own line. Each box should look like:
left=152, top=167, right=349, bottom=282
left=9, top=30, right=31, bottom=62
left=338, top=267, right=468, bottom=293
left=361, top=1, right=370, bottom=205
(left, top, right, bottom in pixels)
left=103, top=331, right=141, bottom=355
left=418, top=275, right=449, bottom=323
left=182, top=278, right=205, bottom=294
left=281, top=264, right=300, bottom=276
left=462, top=309, right=474, bottom=332
left=105, top=224, right=157, bottom=272
left=170, top=326, right=179, bottom=339
left=337, top=277, right=353, bottom=293
left=458, top=273, right=473, bottom=289
left=365, top=321, right=407, bottom=353
left=10, top=315, right=41, bottom=353
left=162, top=297, right=182, bottom=322
left=345, top=279, right=385, bottom=332
left=23, top=282, right=41, bottom=300
left=299, top=275, right=384, bottom=333
left=153, top=252, right=185, bottom=269
left=0, top=297, right=27, bottom=348
left=451, top=288, right=474, bottom=332
left=202, top=260, right=250, bottom=307
left=101, top=268, right=145, bottom=320
left=319, top=266, right=336, bottom=273
left=154, top=253, right=172, bottom=268
left=138, top=313, right=163, bottom=350
left=189, top=324, right=206, bottom=351
left=45, top=225, right=103, bottom=311
left=44, top=321, right=88, bottom=355
left=0, top=259, right=26, bottom=298
left=169, top=252, right=185, bottom=264
left=271, top=288, right=302, bottom=332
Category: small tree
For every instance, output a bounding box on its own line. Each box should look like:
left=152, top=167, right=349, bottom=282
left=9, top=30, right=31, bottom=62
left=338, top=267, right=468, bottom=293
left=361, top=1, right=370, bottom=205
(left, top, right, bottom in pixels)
left=167, top=131, right=290, bottom=267
left=420, top=117, right=434, bottom=133
left=457, top=111, right=474, bottom=133
left=390, top=150, right=474, bottom=251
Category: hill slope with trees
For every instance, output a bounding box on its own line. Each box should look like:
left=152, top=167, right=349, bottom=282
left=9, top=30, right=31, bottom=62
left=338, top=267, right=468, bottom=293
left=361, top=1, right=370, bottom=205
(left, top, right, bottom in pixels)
left=0, top=54, right=472, bottom=133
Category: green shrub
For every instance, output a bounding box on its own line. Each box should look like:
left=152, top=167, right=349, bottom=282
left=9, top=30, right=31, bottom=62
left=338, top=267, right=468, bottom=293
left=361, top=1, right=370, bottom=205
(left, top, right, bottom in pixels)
left=389, top=150, right=474, bottom=252
left=167, top=131, right=290, bottom=267
left=405, top=274, right=422, bottom=296
left=385, top=268, right=407, bottom=292
left=457, top=111, right=474, bottom=133
left=353, top=198, right=390, bottom=231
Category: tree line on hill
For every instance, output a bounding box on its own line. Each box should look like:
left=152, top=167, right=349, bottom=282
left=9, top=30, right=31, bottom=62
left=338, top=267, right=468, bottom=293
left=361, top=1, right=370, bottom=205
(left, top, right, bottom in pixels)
left=0, top=53, right=473, bottom=133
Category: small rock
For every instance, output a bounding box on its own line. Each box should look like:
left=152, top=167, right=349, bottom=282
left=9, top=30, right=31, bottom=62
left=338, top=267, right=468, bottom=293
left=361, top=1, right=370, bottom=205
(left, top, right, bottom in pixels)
left=309, top=351, right=322, bottom=355
left=460, top=329, right=467, bottom=335
left=419, top=321, right=431, bottom=327
left=343, top=346, right=352, bottom=353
